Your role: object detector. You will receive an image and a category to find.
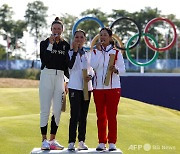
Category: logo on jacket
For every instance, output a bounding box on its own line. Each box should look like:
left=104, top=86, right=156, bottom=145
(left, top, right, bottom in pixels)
left=52, top=49, right=65, bottom=55
left=63, top=45, right=66, bottom=50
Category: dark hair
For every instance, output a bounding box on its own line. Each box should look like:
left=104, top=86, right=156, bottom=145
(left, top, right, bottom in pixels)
left=74, top=29, right=86, bottom=37
left=51, top=17, right=63, bottom=29
left=100, top=27, right=112, bottom=37
left=100, top=27, right=114, bottom=46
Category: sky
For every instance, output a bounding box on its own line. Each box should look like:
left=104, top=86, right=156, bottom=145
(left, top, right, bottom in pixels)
left=0, top=0, right=179, bottom=59
left=1, top=0, right=180, bottom=20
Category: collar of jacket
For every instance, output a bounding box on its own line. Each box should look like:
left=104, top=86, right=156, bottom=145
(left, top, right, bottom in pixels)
left=78, top=47, right=86, bottom=55
left=101, top=44, right=113, bottom=52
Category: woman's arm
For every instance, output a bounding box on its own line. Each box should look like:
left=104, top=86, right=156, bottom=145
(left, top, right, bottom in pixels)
left=115, top=51, right=126, bottom=74
left=68, top=50, right=78, bottom=69
left=90, top=49, right=102, bottom=70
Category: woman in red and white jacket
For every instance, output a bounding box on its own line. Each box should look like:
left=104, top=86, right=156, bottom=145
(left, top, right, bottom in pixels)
left=91, top=27, right=125, bottom=151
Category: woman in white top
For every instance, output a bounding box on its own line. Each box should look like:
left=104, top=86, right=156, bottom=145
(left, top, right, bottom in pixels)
left=91, top=27, right=125, bottom=151
left=67, top=29, right=94, bottom=151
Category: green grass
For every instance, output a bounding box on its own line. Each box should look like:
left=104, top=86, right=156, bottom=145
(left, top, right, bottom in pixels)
left=0, top=88, right=180, bottom=154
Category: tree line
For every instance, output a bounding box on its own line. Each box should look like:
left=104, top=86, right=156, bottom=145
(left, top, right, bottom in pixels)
left=0, top=0, right=180, bottom=60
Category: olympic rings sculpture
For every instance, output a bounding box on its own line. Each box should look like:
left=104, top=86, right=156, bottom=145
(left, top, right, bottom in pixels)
left=72, top=16, right=177, bottom=66
left=144, top=17, right=177, bottom=52
left=72, top=16, right=104, bottom=50
left=90, top=34, right=124, bottom=53
left=72, top=16, right=104, bottom=36
left=110, top=17, right=142, bottom=50
left=126, top=33, right=159, bottom=66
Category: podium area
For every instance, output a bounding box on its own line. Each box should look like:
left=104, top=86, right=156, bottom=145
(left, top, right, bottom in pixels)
left=31, top=148, right=123, bottom=153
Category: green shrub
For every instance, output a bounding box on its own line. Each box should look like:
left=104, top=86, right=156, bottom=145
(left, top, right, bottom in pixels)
left=0, top=69, right=40, bottom=80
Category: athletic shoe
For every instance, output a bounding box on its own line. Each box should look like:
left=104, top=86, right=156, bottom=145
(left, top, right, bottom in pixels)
left=68, top=142, right=75, bottom=151
left=96, top=143, right=106, bottom=151
left=49, top=139, right=64, bottom=150
left=41, top=139, right=50, bottom=150
left=78, top=141, right=88, bottom=150
left=109, top=143, right=117, bottom=151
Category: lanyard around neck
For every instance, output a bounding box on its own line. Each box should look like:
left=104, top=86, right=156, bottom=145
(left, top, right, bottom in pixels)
left=101, top=45, right=113, bottom=52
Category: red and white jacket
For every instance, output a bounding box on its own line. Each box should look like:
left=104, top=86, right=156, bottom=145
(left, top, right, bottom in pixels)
left=91, top=44, right=125, bottom=89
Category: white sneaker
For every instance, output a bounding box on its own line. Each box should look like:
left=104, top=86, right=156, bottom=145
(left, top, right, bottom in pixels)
left=41, top=139, right=50, bottom=150
left=68, top=142, right=75, bottom=151
left=78, top=141, right=88, bottom=150
left=109, top=143, right=117, bottom=151
left=96, top=143, right=106, bottom=151
left=49, top=139, right=64, bottom=150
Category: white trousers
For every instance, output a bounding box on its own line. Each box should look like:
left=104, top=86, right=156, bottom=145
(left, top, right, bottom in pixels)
left=39, top=68, right=64, bottom=127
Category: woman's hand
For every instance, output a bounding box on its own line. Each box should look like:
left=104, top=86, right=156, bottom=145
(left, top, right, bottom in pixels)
left=49, top=34, right=56, bottom=44
left=84, top=75, right=92, bottom=82
left=96, top=42, right=102, bottom=51
left=109, top=65, right=119, bottom=74
left=64, top=82, right=68, bottom=94
left=72, top=41, right=79, bottom=52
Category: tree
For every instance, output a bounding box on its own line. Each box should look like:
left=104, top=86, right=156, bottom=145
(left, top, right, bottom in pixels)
left=0, top=4, right=14, bottom=50
left=0, top=45, right=6, bottom=60
left=24, top=0, right=48, bottom=59
left=0, top=4, right=27, bottom=59
left=0, top=4, right=14, bottom=32
left=60, top=13, right=78, bottom=43
left=9, top=20, right=27, bottom=50
left=80, top=9, right=108, bottom=42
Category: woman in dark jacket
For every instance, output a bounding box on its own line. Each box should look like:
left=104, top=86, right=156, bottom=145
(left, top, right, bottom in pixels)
left=39, top=17, right=70, bottom=150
